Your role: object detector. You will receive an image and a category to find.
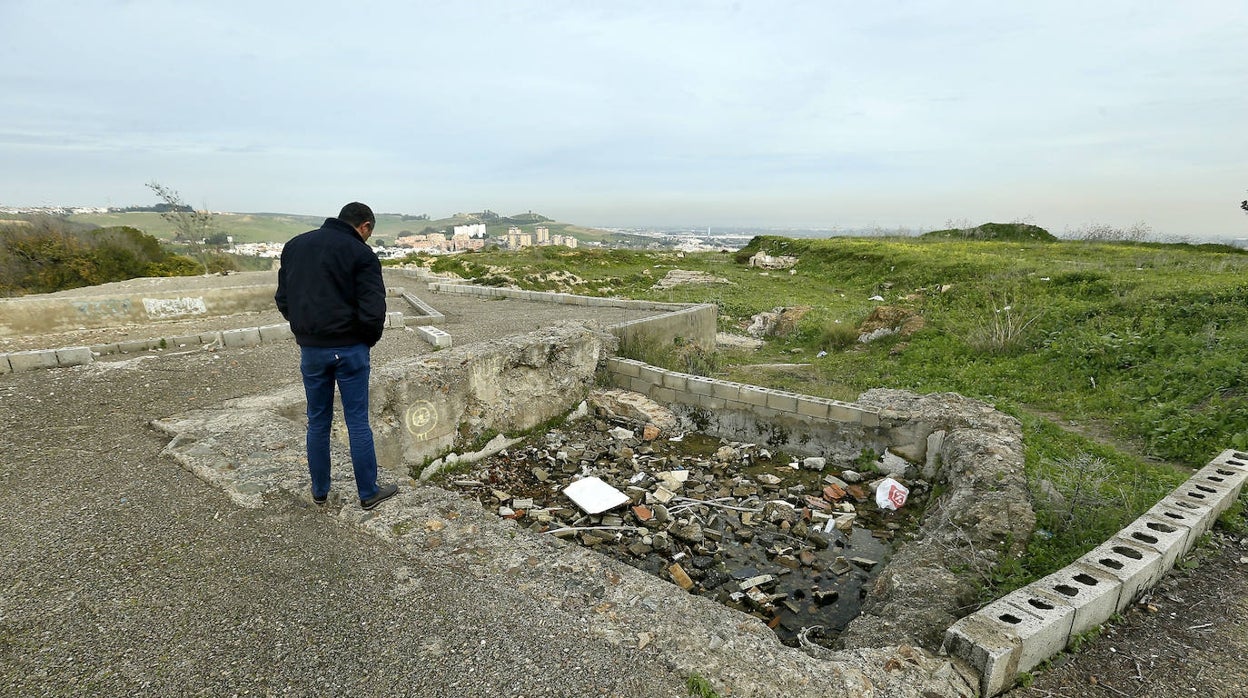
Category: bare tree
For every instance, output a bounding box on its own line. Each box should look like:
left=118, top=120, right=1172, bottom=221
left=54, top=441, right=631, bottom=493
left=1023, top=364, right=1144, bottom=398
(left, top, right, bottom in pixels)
left=145, top=181, right=216, bottom=243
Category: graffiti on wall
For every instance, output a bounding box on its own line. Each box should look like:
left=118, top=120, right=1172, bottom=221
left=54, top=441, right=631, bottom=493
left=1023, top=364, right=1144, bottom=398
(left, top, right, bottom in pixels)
left=71, top=298, right=133, bottom=318
left=143, top=297, right=208, bottom=319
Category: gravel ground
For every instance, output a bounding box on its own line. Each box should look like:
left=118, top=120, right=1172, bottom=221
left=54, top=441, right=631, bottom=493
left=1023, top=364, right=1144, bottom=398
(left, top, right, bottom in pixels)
left=0, top=288, right=690, bottom=697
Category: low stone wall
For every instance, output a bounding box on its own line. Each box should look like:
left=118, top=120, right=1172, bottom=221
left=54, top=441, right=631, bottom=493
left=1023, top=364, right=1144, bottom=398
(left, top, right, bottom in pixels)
left=0, top=282, right=277, bottom=337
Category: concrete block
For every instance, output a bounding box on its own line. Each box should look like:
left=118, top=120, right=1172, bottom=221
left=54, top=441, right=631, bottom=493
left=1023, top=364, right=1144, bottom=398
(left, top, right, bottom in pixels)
left=765, top=391, right=798, bottom=412
left=711, top=381, right=741, bottom=401
left=977, top=588, right=1077, bottom=675
left=55, top=346, right=93, bottom=367
left=7, top=350, right=59, bottom=372
left=416, top=326, right=452, bottom=348
left=1154, top=492, right=1216, bottom=535
left=827, top=402, right=864, bottom=424
left=0, top=354, right=11, bottom=374
left=661, top=372, right=689, bottom=392
left=638, top=365, right=667, bottom=388
left=1076, top=538, right=1163, bottom=611
left=796, top=398, right=830, bottom=419
left=609, top=358, right=642, bottom=378
left=1212, top=448, right=1248, bottom=469
left=738, top=387, right=769, bottom=407
left=221, top=328, right=262, bottom=348
left=1143, top=501, right=1204, bottom=555
left=686, top=376, right=715, bottom=396
left=118, top=339, right=153, bottom=354
left=859, top=408, right=882, bottom=428
left=168, top=334, right=203, bottom=347
left=257, top=323, right=293, bottom=343
left=90, top=343, right=119, bottom=356
left=628, top=376, right=653, bottom=395
left=1033, top=563, right=1121, bottom=638
left=1120, top=514, right=1191, bottom=571
left=384, top=311, right=405, bottom=329
left=1174, top=476, right=1237, bottom=518
left=199, top=331, right=223, bottom=345
left=944, top=614, right=1021, bottom=698
left=651, top=386, right=676, bottom=405
left=1194, top=459, right=1248, bottom=498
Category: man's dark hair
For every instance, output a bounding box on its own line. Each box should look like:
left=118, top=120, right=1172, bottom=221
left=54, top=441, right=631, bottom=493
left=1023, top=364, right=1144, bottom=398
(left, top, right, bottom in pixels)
left=338, top=202, right=375, bottom=227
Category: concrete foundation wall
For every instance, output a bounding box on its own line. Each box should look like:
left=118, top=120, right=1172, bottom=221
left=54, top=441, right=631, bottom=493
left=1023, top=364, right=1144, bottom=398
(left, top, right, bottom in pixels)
left=368, top=322, right=613, bottom=476
left=0, top=283, right=277, bottom=336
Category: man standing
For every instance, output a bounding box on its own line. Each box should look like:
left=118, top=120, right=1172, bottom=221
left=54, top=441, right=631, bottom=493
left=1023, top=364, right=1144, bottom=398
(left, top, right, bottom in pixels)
left=275, top=202, right=398, bottom=510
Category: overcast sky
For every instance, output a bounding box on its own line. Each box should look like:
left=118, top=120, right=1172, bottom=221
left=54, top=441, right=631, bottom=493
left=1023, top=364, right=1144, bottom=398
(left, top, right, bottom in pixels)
left=3, top=1, right=1245, bottom=238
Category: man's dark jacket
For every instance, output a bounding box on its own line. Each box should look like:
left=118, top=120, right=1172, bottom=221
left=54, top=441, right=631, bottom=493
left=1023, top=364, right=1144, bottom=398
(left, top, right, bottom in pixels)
left=275, top=217, right=386, bottom=348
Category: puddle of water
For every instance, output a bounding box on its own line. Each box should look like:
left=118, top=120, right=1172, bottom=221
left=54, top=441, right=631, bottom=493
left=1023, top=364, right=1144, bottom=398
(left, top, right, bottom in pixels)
left=446, top=424, right=925, bottom=648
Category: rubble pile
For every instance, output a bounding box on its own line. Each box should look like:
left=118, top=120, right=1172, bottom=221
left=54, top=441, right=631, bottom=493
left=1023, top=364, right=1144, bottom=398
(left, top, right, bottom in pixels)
left=445, top=413, right=928, bottom=647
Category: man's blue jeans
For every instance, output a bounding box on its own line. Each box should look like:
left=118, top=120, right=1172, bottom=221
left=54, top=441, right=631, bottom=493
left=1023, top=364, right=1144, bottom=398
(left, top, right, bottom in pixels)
left=299, top=343, right=380, bottom=501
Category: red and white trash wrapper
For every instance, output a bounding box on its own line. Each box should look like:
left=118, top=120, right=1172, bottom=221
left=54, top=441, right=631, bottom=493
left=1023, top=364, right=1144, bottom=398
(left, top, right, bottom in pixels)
left=874, top=477, right=910, bottom=511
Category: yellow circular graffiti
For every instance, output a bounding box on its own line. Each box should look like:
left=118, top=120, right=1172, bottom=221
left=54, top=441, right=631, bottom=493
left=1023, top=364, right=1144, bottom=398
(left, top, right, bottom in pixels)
left=404, top=400, right=439, bottom=441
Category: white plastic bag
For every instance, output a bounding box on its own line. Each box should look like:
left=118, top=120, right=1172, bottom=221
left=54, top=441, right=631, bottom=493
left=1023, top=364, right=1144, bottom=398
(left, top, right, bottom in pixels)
left=874, top=477, right=909, bottom=510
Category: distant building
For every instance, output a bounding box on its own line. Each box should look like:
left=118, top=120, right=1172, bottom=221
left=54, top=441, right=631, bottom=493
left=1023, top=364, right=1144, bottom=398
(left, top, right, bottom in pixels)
left=453, top=223, right=487, bottom=238
left=535, top=226, right=550, bottom=244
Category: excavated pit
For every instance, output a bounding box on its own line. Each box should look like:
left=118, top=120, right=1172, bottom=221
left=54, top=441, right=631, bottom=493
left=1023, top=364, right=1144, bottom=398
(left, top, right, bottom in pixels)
left=441, top=418, right=929, bottom=648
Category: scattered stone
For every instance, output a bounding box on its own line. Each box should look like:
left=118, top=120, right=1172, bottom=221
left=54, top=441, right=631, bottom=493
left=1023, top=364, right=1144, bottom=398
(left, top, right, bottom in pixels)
left=651, top=269, right=732, bottom=290
left=840, top=470, right=864, bottom=483
left=879, top=451, right=910, bottom=477
left=636, top=632, right=653, bottom=651
left=609, top=426, right=634, bottom=440
left=628, top=542, right=653, bottom=557
left=812, top=588, right=839, bottom=604
left=739, top=574, right=776, bottom=591
left=802, top=457, right=826, bottom=471
left=669, top=521, right=705, bottom=544
left=668, top=563, right=695, bottom=590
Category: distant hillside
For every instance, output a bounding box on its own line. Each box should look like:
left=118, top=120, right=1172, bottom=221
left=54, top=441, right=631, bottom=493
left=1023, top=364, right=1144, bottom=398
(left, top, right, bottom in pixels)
left=67, top=210, right=630, bottom=246
left=921, top=221, right=1057, bottom=242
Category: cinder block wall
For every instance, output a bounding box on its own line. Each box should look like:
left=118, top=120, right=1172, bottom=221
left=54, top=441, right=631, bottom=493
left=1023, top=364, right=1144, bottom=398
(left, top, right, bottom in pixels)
left=603, top=357, right=891, bottom=463
left=945, top=449, right=1248, bottom=696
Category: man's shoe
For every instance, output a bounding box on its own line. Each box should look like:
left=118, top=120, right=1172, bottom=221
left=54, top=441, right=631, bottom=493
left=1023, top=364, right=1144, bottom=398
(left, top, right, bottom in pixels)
left=312, top=492, right=328, bottom=505
left=361, top=482, right=398, bottom=510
